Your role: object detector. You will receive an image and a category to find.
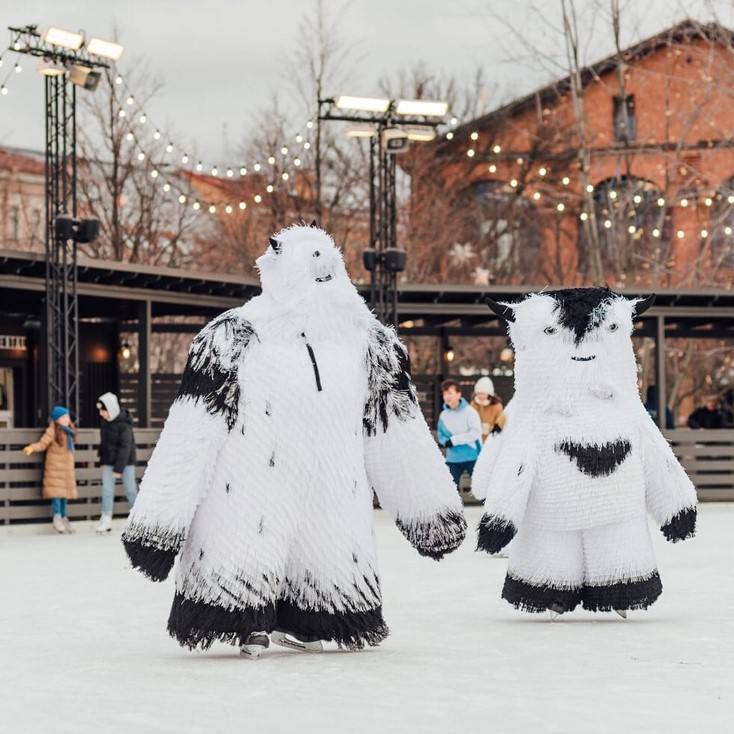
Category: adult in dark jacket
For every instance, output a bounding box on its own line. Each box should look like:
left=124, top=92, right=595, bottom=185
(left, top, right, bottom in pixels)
left=96, top=392, right=138, bottom=533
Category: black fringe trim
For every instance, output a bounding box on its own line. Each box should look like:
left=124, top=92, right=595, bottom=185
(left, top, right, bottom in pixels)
left=168, top=592, right=277, bottom=651
left=166, top=593, right=389, bottom=652
left=502, top=574, right=583, bottom=614
left=121, top=523, right=184, bottom=582
left=476, top=514, right=516, bottom=554
left=275, top=599, right=389, bottom=650
left=396, top=509, right=467, bottom=560
left=502, top=571, right=663, bottom=613
left=582, top=571, right=662, bottom=612
left=661, top=506, right=697, bottom=543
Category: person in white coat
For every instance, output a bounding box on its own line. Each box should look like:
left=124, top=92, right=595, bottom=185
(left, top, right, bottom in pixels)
left=472, top=288, right=697, bottom=617
left=122, top=222, right=466, bottom=655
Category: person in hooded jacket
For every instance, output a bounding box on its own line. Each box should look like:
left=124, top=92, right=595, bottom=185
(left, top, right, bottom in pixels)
left=96, top=392, right=138, bottom=534
left=470, top=376, right=506, bottom=443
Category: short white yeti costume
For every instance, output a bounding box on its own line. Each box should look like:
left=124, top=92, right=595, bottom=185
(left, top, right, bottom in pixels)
left=472, top=288, right=697, bottom=614
left=122, top=224, right=466, bottom=649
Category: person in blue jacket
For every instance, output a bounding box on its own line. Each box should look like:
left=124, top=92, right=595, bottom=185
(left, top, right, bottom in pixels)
left=437, top=379, right=482, bottom=489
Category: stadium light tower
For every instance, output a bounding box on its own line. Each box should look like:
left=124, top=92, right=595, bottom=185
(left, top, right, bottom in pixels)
left=7, top=24, right=123, bottom=421
left=318, top=95, right=447, bottom=328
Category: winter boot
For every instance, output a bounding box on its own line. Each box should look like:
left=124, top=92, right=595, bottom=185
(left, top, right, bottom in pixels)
left=96, top=513, right=112, bottom=534
left=271, top=630, right=324, bottom=653
left=240, top=632, right=270, bottom=659
left=62, top=517, right=75, bottom=534
left=52, top=514, right=66, bottom=534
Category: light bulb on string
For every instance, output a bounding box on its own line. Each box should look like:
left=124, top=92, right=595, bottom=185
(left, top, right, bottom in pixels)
left=532, top=191, right=541, bottom=200
left=181, top=154, right=189, bottom=164
left=163, top=183, right=170, bottom=192
left=556, top=203, right=565, bottom=212
left=153, top=130, right=161, bottom=140
left=139, top=114, right=147, bottom=124
left=208, top=205, right=216, bottom=214
left=538, top=167, right=547, bottom=177
left=165, top=143, right=173, bottom=153
left=467, top=149, right=475, bottom=158
left=628, top=224, right=636, bottom=234
left=728, top=195, right=734, bottom=204
left=126, top=96, right=134, bottom=105
left=281, top=146, right=288, bottom=155
left=652, top=228, right=661, bottom=237
left=226, top=168, right=233, bottom=178
left=178, top=195, right=186, bottom=204
left=562, top=176, right=570, bottom=185
left=705, top=197, right=713, bottom=207
left=604, top=219, right=612, bottom=229
left=294, top=158, right=301, bottom=167
left=488, top=164, right=497, bottom=173
left=282, top=172, right=289, bottom=181
left=0, top=86, right=7, bottom=96
left=253, top=163, right=261, bottom=172
left=303, top=142, right=311, bottom=150
left=306, top=121, right=314, bottom=129
left=295, top=134, right=303, bottom=143
left=193, top=201, right=201, bottom=210
left=701, top=229, right=709, bottom=238
left=657, top=197, right=665, bottom=207
left=225, top=205, right=233, bottom=214
left=609, top=190, right=617, bottom=200
left=115, top=75, right=123, bottom=85
left=240, top=167, right=247, bottom=176
left=254, top=194, right=262, bottom=203
left=137, top=152, right=145, bottom=161
left=680, top=198, right=688, bottom=207
left=268, top=156, right=276, bottom=165
left=676, top=229, right=685, bottom=239
left=211, top=167, right=218, bottom=176
left=580, top=212, right=589, bottom=221
left=125, top=132, right=133, bottom=141
left=726, top=226, right=733, bottom=235
left=118, top=109, right=126, bottom=118
left=470, top=131, right=479, bottom=141
left=150, top=169, right=158, bottom=179
left=14, top=63, right=21, bottom=73
left=633, top=194, right=642, bottom=204
left=266, top=184, right=274, bottom=193
left=492, top=144, right=501, bottom=154
left=446, top=132, right=454, bottom=140
left=586, top=184, right=594, bottom=193
left=196, top=162, right=203, bottom=172
left=239, top=201, right=246, bottom=210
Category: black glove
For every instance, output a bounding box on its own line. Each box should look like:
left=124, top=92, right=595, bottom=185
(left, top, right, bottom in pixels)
left=444, top=439, right=454, bottom=448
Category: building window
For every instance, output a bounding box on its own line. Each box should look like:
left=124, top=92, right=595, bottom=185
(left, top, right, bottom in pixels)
left=613, top=95, right=636, bottom=142
left=9, top=206, right=20, bottom=242
left=30, top=209, right=42, bottom=245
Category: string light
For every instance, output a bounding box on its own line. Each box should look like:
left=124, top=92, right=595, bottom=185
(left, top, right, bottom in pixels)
left=556, top=202, right=565, bottom=212
left=657, top=197, right=665, bottom=207
left=178, top=195, right=186, bottom=204
left=266, top=184, right=274, bottom=193
left=680, top=198, right=688, bottom=207
left=193, top=201, right=201, bottom=210
left=163, top=183, right=170, bottom=192
left=293, top=158, right=301, bottom=167
left=208, top=204, right=216, bottom=213
left=676, top=229, right=685, bottom=238
left=627, top=224, right=636, bottom=234
left=701, top=229, right=709, bottom=238
left=470, top=131, right=479, bottom=141
left=1, top=85, right=8, bottom=96
left=446, top=132, right=454, bottom=140
left=488, top=164, right=497, bottom=173
left=586, top=184, right=594, bottom=193
left=281, top=146, right=288, bottom=155
left=652, top=228, right=661, bottom=237
left=165, top=143, right=173, bottom=153
left=153, top=130, right=161, bottom=140
left=609, top=190, right=617, bottom=200
left=538, top=167, right=547, bottom=176
left=604, top=219, right=612, bottom=229
left=532, top=191, right=541, bottom=200
left=254, top=194, right=262, bottom=203
left=225, top=204, right=233, bottom=214
left=633, top=194, right=642, bottom=204
left=240, top=167, right=247, bottom=175
left=239, top=201, right=246, bottom=210
left=579, top=212, right=589, bottom=221
left=492, top=144, right=501, bottom=153
left=268, top=156, right=276, bottom=165
left=728, top=195, right=734, bottom=204
left=181, top=154, right=189, bottom=164
left=466, top=149, right=475, bottom=158
left=281, top=172, right=289, bottom=181
left=705, top=197, right=713, bottom=206
left=510, top=179, right=518, bottom=188
left=226, top=168, right=234, bottom=177
left=725, top=226, right=732, bottom=235
left=139, top=114, right=147, bottom=124
left=562, top=176, right=570, bottom=185
left=306, top=121, right=314, bottom=129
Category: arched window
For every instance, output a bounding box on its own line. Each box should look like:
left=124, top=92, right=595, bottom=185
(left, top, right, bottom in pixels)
left=708, top=177, right=734, bottom=269
left=578, top=176, right=670, bottom=279
left=458, top=180, right=542, bottom=281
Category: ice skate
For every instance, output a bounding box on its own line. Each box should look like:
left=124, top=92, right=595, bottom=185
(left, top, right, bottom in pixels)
left=548, top=603, right=566, bottom=621
left=96, top=513, right=112, bottom=534
left=240, top=632, right=270, bottom=659
left=271, top=630, right=324, bottom=653
left=62, top=517, right=75, bottom=534
left=52, top=514, right=66, bottom=534
left=614, top=609, right=628, bottom=619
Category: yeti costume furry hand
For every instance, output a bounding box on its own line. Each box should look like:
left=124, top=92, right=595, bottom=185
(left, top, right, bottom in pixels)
left=122, top=223, right=466, bottom=650
left=472, top=288, right=697, bottom=614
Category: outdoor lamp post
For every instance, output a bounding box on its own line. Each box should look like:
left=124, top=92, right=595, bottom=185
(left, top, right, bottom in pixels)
left=318, top=95, right=447, bottom=329
left=8, top=23, right=122, bottom=420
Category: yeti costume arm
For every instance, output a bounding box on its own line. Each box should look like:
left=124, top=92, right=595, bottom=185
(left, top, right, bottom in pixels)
left=363, top=323, right=466, bottom=560
left=122, top=309, right=255, bottom=581
left=473, top=411, right=535, bottom=554
left=639, top=410, right=697, bottom=542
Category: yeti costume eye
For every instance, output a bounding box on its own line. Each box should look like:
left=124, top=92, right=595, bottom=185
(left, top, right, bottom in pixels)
left=544, top=326, right=557, bottom=335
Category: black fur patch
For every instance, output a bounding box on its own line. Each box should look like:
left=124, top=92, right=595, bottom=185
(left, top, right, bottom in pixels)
left=168, top=592, right=277, bottom=651
left=476, top=514, right=517, bottom=554
left=176, top=310, right=255, bottom=431
left=502, top=571, right=663, bottom=613
left=121, top=523, right=184, bottom=582
left=545, top=287, right=616, bottom=345
left=363, top=324, right=418, bottom=436
left=661, top=506, right=697, bottom=543
left=556, top=439, right=631, bottom=477
left=396, top=509, right=467, bottom=560
left=275, top=599, right=389, bottom=650
left=503, top=574, right=583, bottom=614
left=582, top=572, right=662, bottom=612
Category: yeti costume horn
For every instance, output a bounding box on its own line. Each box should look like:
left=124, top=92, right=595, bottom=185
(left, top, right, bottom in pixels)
left=473, top=287, right=697, bottom=615
left=122, top=224, right=466, bottom=651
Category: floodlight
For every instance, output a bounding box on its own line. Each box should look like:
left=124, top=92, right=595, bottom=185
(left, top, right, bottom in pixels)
left=87, top=38, right=125, bottom=61
left=68, top=64, right=101, bottom=91
left=404, top=125, right=437, bottom=142
left=396, top=99, right=448, bottom=117
left=44, top=27, right=84, bottom=51
left=38, top=59, right=65, bottom=77
left=345, top=124, right=377, bottom=138
left=335, top=95, right=390, bottom=113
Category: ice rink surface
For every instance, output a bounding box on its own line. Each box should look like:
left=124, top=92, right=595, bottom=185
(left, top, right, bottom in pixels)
left=1, top=504, right=732, bottom=734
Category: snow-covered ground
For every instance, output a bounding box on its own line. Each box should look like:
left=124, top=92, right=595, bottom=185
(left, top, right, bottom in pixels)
left=1, top=504, right=732, bottom=734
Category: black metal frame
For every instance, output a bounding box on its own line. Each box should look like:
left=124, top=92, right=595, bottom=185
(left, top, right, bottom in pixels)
left=8, top=24, right=109, bottom=420
left=318, top=98, right=442, bottom=328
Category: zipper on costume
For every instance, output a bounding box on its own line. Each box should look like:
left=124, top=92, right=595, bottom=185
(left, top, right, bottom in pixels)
left=301, top=332, right=323, bottom=392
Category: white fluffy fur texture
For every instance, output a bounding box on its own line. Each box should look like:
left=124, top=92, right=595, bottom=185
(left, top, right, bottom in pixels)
left=123, top=224, right=464, bottom=646
left=473, top=289, right=697, bottom=611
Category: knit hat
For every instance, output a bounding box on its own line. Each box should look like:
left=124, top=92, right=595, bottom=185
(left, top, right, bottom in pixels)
left=51, top=406, right=70, bottom=422
left=474, top=376, right=495, bottom=396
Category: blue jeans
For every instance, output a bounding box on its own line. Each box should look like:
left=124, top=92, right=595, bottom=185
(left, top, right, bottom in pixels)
left=101, top=464, right=138, bottom=515
left=50, top=498, right=67, bottom=517
left=448, top=460, right=476, bottom=488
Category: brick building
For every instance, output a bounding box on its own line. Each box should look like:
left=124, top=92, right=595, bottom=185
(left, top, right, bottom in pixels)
left=409, top=19, right=734, bottom=290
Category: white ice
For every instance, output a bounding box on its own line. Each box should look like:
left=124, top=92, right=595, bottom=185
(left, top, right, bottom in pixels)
left=1, top=505, right=732, bottom=734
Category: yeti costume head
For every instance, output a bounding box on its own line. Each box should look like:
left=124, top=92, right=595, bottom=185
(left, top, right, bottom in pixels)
left=255, top=223, right=364, bottom=322
left=487, top=288, right=655, bottom=411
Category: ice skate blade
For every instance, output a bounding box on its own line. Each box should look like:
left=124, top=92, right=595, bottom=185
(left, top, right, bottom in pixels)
left=240, top=645, right=265, bottom=659
left=614, top=609, right=628, bottom=619
left=95, top=529, right=111, bottom=535
left=271, top=630, right=323, bottom=653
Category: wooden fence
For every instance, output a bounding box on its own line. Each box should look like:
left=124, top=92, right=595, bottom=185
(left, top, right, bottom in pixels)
left=0, top=427, right=731, bottom=525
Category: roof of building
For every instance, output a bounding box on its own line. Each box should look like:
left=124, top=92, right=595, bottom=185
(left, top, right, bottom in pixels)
left=450, top=19, right=734, bottom=139
left=0, top=146, right=45, bottom=176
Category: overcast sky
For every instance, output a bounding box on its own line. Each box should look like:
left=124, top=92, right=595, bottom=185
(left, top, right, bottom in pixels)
left=2, top=0, right=734, bottom=162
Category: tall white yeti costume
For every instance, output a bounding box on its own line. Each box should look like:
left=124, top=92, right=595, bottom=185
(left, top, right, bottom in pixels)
left=122, top=223, right=466, bottom=650
left=473, top=288, right=697, bottom=615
